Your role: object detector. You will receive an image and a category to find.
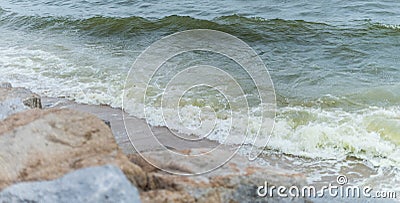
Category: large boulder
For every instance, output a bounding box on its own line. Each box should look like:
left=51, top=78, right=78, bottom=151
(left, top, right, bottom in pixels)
left=0, top=165, right=141, bottom=203
left=0, top=109, right=147, bottom=190
left=0, top=84, right=42, bottom=120
left=129, top=149, right=307, bottom=203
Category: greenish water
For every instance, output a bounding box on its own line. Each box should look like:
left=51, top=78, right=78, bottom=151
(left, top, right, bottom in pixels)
left=0, top=0, right=399, bottom=192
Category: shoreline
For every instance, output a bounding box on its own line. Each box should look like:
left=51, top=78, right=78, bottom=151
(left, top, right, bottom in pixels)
left=1, top=85, right=385, bottom=180
left=40, top=96, right=222, bottom=155
left=0, top=83, right=310, bottom=202
left=33, top=92, right=383, bottom=186
left=1, top=83, right=397, bottom=202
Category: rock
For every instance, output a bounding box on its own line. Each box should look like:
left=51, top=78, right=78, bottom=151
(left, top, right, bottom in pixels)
left=0, top=94, right=308, bottom=202
left=0, top=165, right=141, bottom=203
left=22, top=95, right=42, bottom=109
left=0, top=86, right=42, bottom=120
left=140, top=190, right=196, bottom=203
left=102, top=119, right=111, bottom=128
left=129, top=149, right=307, bottom=203
left=0, top=109, right=147, bottom=190
left=0, top=82, right=12, bottom=88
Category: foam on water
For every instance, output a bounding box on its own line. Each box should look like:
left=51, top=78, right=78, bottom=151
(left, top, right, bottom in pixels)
left=123, top=96, right=400, bottom=190
left=271, top=106, right=400, bottom=166
left=0, top=30, right=128, bottom=108
left=1, top=3, right=399, bottom=190
left=122, top=94, right=400, bottom=168
left=1, top=29, right=399, bottom=171
left=374, top=23, right=400, bottom=30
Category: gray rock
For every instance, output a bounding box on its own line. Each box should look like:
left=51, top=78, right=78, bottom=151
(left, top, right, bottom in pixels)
left=22, top=95, right=42, bottom=109
left=0, top=97, right=28, bottom=120
left=102, top=119, right=112, bottom=128
left=0, top=82, right=12, bottom=88
left=0, top=165, right=141, bottom=203
left=135, top=148, right=307, bottom=203
left=0, top=108, right=147, bottom=190
left=0, top=87, right=42, bottom=119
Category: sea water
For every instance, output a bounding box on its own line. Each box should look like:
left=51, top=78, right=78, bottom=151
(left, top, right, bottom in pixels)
left=1, top=0, right=399, bottom=192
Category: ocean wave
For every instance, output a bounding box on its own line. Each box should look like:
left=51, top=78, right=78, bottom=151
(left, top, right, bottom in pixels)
left=1, top=6, right=399, bottom=169
left=1, top=9, right=398, bottom=48
left=0, top=10, right=348, bottom=38
left=270, top=106, right=400, bottom=166
left=122, top=98, right=400, bottom=168
left=4, top=45, right=397, bottom=163
left=371, top=23, right=400, bottom=31
left=4, top=44, right=398, bottom=167
left=279, top=84, right=400, bottom=110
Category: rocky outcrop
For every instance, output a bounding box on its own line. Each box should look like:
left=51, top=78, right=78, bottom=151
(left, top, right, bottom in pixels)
left=0, top=165, right=141, bottom=203
left=130, top=149, right=307, bottom=203
left=0, top=108, right=147, bottom=190
left=0, top=92, right=307, bottom=202
left=0, top=84, right=42, bottom=120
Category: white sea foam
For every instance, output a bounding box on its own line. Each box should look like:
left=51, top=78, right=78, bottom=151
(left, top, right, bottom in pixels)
left=1, top=28, right=399, bottom=177
left=270, top=106, right=400, bottom=167
left=0, top=32, right=127, bottom=108
left=2, top=42, right=399, bottom=170
left=375, top=23, right=400, bottom=30
left=123, top=89, right=400, bottom=168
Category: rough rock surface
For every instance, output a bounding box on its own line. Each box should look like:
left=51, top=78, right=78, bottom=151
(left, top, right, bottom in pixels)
left=0, top=85, right=42, bottom=120
left=0, top=165, right=141, bottom=203
left=0, top=94, right=308, bottom=202
left=129, top=149, right=307, bottom=203
left=0, top=109, right=147, bottom=190
left=0, top=82, right=12, bottom=88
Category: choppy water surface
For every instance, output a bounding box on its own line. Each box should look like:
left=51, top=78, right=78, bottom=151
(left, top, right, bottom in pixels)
left=0, top=0, right=399, bottom=191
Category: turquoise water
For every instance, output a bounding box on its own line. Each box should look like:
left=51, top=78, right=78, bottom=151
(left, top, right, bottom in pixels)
left=0, top=0, right=399, bottom=191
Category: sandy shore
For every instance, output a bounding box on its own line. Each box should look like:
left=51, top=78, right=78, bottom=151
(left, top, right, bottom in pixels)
left=41, top=97, right=221, bottom=155
left=1, top=85, right=391, bottom=202
left=40, top=97, right=380, bottom=188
